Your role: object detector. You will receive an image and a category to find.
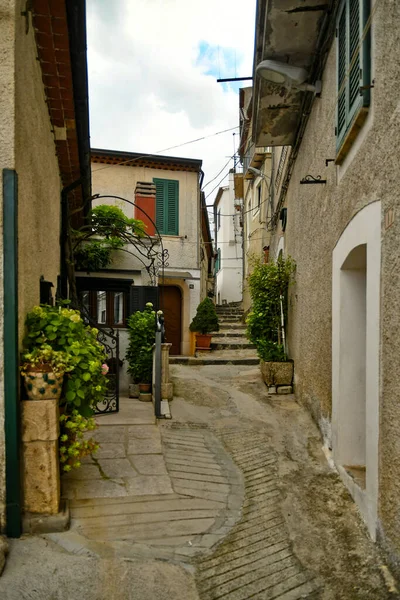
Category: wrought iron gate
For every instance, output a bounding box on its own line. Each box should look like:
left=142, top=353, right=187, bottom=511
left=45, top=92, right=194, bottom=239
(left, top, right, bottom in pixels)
left=94, top=326, right=120, bottom=414
left=77, top=305, right=120, bottom=415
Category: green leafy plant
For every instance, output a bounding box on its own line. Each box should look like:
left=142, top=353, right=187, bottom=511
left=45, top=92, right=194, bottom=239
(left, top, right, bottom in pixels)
left=59, top=410, right=99, bottom=472
left=189, top=297, right=219, bottom=334
left=126, top=303, right=156, bottom=384
left=246, top=256, right=295, bottom=362
left=73, top=205, right=147, bottom=273
left=23, top=303, right=108, bottom=415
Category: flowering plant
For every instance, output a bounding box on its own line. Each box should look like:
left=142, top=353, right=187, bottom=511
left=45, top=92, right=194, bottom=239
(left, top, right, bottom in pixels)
left=20, top=344, right=73, bottom=377
left=23, top=303, right=108, bottom=414
left=59, top=410, right=99, bottom=472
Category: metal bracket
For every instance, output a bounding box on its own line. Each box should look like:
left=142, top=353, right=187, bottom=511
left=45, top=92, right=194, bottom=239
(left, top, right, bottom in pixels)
left=300, top=175, right=327, bottom=185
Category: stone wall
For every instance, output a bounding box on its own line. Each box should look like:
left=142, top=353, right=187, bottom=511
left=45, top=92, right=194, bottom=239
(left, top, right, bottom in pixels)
left=0, top=0, right=63, bottom=531
left=15, top=0, right=62, bottom=343
left=271, top=0, right=400, bottom=560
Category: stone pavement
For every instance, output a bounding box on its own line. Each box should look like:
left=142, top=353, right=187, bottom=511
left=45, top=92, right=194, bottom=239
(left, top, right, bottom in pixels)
left=0, top=365, right=397, bottom=599
left=51, top=397, right=244, bottom=562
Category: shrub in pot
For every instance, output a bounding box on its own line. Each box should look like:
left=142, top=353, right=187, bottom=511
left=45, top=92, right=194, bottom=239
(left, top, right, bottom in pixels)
left=246, top=256, right=295, bottom=386
left=126, top=303, right=156, bottom=388
left=189, top=297, right=219, bottom=349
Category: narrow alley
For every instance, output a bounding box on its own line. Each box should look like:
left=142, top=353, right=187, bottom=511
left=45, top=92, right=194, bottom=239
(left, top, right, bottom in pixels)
left=0, top=361, right=394, bottom=599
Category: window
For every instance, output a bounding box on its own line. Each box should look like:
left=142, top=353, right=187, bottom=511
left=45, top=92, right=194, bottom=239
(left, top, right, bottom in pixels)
left=217, top=209, right=221, bottom=231
left=336, top=0, right=371, bottom=157
left=254, top=185, right=261, bottom=216
left=153, top=178, right=179, bottom=235
left=80, top=290, right=128, bottom=327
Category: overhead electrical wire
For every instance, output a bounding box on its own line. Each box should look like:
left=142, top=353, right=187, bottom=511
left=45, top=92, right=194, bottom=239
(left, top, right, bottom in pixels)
left=92, top=126, right=240, bottom=174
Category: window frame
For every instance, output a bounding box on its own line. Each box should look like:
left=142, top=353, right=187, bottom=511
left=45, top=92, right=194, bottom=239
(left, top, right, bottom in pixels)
left=81, top=289, right=128, bottom=328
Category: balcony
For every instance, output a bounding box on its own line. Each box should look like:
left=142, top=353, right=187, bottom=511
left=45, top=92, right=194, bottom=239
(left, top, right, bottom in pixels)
left=243, top=143, right=271, bottom=179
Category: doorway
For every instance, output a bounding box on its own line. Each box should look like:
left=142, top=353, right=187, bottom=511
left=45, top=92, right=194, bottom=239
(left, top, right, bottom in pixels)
left=159, top=286, right=182, bottom=355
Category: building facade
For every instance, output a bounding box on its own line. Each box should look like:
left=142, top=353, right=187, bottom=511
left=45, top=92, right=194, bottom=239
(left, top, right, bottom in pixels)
left=213, top=171, right=243, bottom=305
left=251, top=0, right=400, bottom=568
left=82, top=150, right=205, bottom=390
left=0, top=0, right=90, bottom=535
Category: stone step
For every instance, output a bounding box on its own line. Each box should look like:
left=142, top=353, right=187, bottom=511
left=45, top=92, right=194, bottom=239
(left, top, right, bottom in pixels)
left=216, top=310, right=244, bottom=316
left=212, top=331, right=247, bottom=338
left=211, top=341, right=256, bottom=350
left=219, top=323, right=246, bottom=330
left=218, top=316, right=244, bottom=323
left=170, top=356, right=260, bottom=366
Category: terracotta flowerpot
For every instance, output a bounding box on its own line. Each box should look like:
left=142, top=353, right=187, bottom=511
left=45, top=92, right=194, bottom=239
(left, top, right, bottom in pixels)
left=139, top=382, right=151, bottom=393
left=195, top=333, right=212, bottom=349
left=23, top=366, right=64, bottom=401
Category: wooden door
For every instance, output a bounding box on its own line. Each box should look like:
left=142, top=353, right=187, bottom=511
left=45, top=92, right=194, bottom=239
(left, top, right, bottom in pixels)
left=159, top=286, right=182, bottom=355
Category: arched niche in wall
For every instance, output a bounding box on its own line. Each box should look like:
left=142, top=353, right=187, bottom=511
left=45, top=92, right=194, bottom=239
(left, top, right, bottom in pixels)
left=332, top=200, right=381, bottom=540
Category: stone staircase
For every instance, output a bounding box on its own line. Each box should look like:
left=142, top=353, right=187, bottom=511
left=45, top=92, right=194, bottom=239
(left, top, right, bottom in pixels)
left=170, top=303, right=259, bottom=366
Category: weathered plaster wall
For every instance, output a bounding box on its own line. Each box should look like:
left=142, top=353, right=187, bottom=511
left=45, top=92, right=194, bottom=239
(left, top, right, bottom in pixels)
left=242, top=157, right=272, bottom=313
left=91, top=163, right=200, bottom=271
left=15, top=1, right=61, bottom=341
left=274, top=0, right=400, bottom=558
left=0, top=0, right=16, bottom=533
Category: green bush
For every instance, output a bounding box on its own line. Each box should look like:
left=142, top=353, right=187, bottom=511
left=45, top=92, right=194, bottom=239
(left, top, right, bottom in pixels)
left=126, top=303, right=156, bottom=383
left=189, top=297, right=219, bottom=335
left=23, top=303, right=108, bottom=415
left=246, top=256, right=295, bottom=362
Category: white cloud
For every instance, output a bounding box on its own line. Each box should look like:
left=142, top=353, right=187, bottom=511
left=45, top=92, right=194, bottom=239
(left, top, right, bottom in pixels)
left=87, top=0, right=256, bottom=205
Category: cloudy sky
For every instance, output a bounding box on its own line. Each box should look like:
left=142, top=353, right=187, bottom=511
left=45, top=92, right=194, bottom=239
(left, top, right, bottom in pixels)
left=86, top=0, right=256, bottom=208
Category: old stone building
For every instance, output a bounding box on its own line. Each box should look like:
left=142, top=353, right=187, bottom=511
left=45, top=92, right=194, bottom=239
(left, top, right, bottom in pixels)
left=250, top=0, right=400, bottom=568
left=0, top=0, right=90, bottom=536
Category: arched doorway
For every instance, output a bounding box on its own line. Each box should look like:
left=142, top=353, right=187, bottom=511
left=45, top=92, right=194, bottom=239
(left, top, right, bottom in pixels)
left=332, top=201, right=381, bottom=539
left=159, top=286, right=182, bottom=355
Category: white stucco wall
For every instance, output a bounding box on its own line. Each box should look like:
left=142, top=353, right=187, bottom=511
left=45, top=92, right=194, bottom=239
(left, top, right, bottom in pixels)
left=91, top=162, right=200, bottom=272
left=215, top=175, right=243, bottom=304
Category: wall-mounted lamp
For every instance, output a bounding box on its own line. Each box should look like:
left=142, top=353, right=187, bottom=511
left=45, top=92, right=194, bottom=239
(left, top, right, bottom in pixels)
left=248, top=167, right=270, bottom=183
left=256, top=59, right=321, bottom=95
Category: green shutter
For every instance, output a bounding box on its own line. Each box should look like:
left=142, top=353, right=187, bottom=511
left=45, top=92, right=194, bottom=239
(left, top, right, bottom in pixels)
left=166, top=180, right=179, bottom=235
left=154, top=179, right=165, bottom=234
left=337, top=3, right=347, bottom=144
left=336, top=0, right=371, bottom=152
left=153, top=178, right=179, bottom=235
left=347, top=0, right=362, bottom=121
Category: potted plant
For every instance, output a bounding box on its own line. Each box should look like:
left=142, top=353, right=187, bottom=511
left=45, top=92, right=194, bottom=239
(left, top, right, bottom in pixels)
left=246, top=256, right=296, bottom=389
left=190, top=297, right=219, bottom=350
left=21, top=344, right=72, bottom=401
left=126, top=303, right=156, bottom=392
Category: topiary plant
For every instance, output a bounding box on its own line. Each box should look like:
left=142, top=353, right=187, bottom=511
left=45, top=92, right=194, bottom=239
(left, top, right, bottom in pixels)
left=189, top=297, right=219, bottom=335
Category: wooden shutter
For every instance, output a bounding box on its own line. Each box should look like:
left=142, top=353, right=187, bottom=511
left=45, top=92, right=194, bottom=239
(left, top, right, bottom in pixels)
left=166, top=180, right=179, bottom=235
left=144, top=286, right=159, bottom=311
left=337, top=3, right=347, bottom=144
left=129, top=286, right=142, bottom=315
left=154, top=179, right=165, bottom=234
left=347, top=0, right=362, bottom=122
left=153, top=178, right=179, bottom=235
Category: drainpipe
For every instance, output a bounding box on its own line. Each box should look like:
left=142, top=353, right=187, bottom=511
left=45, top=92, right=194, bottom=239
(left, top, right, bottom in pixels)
left=60, top=178, right=82, bottom=302
left=3, top=169, right=21, bottom=538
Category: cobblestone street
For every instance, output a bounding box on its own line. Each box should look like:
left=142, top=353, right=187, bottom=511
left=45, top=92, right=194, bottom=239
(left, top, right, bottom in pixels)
left=0, top=364, right=396, bottom=599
